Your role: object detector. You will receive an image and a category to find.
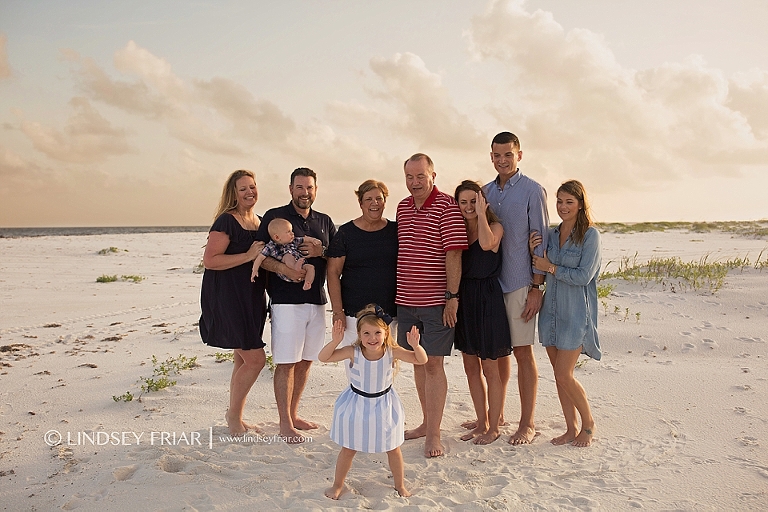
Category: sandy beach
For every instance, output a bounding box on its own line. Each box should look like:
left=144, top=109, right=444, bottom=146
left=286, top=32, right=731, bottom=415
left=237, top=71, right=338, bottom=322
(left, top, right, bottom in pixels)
left=1, top=228, right=767, bottom=511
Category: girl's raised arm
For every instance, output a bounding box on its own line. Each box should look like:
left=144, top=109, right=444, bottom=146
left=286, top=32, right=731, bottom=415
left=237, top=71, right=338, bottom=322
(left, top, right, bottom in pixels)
left=393, top=326, right=428, bottom=365
left=318, top=319, right=354, bottom=363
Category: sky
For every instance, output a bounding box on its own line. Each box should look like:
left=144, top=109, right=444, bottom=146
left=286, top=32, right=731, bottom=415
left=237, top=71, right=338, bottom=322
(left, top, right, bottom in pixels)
left=1, top=0, right=767, bottom=227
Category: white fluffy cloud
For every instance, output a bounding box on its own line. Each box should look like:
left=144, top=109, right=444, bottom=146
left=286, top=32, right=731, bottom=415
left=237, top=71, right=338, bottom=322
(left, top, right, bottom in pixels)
left=366, top=52, right=486, bottom=151
left=468, top=0, right=768, bottom=191
left=17, top=97, right=133, bottom=163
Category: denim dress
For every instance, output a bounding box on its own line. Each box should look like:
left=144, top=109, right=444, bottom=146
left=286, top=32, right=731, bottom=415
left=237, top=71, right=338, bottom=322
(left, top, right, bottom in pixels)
left=538, top=225, right=601, bottom=360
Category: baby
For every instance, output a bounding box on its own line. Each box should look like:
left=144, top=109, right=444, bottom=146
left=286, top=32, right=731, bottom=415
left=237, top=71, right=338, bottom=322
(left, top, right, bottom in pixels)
left=251, top=218, right=317, bottom=291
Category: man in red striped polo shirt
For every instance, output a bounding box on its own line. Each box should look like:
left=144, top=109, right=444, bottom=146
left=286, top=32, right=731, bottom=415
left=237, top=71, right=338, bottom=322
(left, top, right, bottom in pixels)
left=396, top=153, right=468, bottom=458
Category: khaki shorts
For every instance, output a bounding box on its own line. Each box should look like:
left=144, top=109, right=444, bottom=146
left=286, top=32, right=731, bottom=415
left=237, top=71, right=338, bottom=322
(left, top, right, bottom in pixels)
left=270, top=304, right=326, bottom=364
left=503, top=287, right=536, bottom=347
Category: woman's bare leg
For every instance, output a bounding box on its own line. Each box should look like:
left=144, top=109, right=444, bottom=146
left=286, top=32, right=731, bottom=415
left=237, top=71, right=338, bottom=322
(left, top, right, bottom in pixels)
left=460, top=353, right=488, bottom=440
left=226, top=348, right=266, bottom=435
left=549, top=346, right=595, bottom=447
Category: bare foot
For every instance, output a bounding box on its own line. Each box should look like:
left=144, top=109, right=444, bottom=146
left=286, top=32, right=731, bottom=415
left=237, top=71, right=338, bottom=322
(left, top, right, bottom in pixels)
left=424, top=436, right=444, bottom=457
left=279, top=426, right=306, bottom=444
left=395, top=485, right=412, bottom=497
left=508, top=426, right=536, bottom=445
left=324, top=484, right=347, bottom=500
left=293, top=417, right=318, bottom=430
left=572, top=426, right=594, bottom=447
left=462, top=417, right=508, bottom=430
left=302, top=280, right=311, bottom=291
left=404, top=424, right=426, bottom=440
left=550, top=431, right=576, bottom=445
left=474, top=429, right=500, bottom=445
left=460, top=425, right=486, bottom=441
left=225, top=410, right=247, bottom=435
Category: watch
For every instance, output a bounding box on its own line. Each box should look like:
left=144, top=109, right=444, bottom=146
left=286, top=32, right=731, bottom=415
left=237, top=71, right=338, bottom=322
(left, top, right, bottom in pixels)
left=530, top=283, right=543, bottom=290
left=444, top=291, right=459, bottom=300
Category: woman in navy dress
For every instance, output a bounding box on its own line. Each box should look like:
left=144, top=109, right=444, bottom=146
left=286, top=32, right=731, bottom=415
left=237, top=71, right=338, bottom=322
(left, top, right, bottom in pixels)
left=453, top=180, right=512, bottom=445
left=200, top=169, right=268, bottom=435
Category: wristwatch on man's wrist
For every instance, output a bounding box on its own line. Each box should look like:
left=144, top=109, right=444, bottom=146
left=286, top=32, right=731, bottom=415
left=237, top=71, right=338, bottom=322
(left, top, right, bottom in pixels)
left=445, top=291, right=459, bottom=300
left=530, top=283, right=543, bottom=290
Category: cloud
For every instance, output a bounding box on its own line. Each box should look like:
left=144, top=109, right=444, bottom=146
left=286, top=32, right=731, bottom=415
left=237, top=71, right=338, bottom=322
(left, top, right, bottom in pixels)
left=728, top=70, right=768, bottom=140
left=64, top=41, right=402, bottom=185
left=468, top=0, right=768, bottom=191
left=17, top=97, right=134, bottom=163
left=365, top=52, right=486, bottom=151
left=192, top=76, right=295, bottom=144
left=0, top=34, right=10, bottom=79
left=64, top=44, right=245, bottom=156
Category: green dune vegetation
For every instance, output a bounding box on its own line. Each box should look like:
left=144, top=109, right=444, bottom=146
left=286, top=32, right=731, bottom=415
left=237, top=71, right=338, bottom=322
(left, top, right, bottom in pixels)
left=596, top=220, right=768, bottom=237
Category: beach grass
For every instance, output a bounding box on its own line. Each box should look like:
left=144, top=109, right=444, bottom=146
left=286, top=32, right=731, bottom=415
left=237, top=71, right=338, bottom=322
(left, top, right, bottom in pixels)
left=98, top=246, right=127, bottom=255
left=599, top=253, right=760, bottom=293
left=113, top=354, right=199, bottom=402
left=596, top=219, right=768, bottom=237
left=96, top=274, right=145, bottom=283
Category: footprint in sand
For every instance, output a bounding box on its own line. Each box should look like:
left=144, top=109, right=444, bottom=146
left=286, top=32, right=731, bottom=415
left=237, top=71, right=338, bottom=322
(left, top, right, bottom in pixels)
left=737, top=436, right=759, bottom=446
left=736, top=337, right=765, bottom=343
left=680, top=331, right=693, bottom=337
left=113, top=464, right=139, bottom=481
left=157, top=454, right=187, bottom=473
left=734, top=407, right=748, bottom=414
left=701, top=339, right=718, bottom=349
left=734, top=384, right=752, bottom=391
left=704, top=300, right=720, bottom=306
left=681, top=343, right=696, bottom=353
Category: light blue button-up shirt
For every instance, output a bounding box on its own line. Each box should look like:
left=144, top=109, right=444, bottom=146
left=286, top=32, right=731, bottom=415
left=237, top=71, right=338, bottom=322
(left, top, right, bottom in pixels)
left=484, top=170, right=549, bottom=294
left=538, top=225, right=602, bottom=360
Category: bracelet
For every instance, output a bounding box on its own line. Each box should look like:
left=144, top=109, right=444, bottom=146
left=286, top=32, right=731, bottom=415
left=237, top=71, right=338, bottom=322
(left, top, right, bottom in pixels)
left=548, top=264, right=555, bottom=274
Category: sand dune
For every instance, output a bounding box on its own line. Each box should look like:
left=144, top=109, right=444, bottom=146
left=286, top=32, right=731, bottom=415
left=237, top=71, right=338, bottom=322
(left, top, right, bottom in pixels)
left=1, top=230, right=766, bottom=510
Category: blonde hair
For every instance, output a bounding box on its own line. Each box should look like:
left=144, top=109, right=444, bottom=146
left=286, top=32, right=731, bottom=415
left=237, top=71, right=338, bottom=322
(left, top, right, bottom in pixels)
left=267, top=218, right=292, bottom=239
left=354, top=305, right=397, bottom=350
left=213, top=170, right=256, bottom=221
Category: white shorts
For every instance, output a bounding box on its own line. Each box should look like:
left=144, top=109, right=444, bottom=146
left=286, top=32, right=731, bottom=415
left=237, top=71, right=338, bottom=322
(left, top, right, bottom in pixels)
left=503, top=287, right=536, bottom=347
left=270, top=304, right=327, bottom=364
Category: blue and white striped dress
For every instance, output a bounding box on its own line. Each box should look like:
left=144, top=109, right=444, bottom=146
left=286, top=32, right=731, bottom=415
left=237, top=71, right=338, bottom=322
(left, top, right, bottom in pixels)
left=329, top=346, right=404, bottom=453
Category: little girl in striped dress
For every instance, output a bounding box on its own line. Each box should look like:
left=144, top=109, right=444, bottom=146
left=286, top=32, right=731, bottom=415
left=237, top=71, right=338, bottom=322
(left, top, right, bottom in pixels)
left=319, top=304, right=427, bottom=499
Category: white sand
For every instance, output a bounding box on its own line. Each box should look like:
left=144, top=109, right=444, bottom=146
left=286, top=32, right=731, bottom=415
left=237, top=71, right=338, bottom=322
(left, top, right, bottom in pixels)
left=0, top=230, right=767, bottom=510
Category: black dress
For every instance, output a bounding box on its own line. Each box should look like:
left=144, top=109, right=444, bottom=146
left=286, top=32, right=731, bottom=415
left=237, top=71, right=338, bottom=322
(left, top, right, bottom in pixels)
left=199, top=213, right=267, bottom=350
left=455, top=241, right=512, bottom=360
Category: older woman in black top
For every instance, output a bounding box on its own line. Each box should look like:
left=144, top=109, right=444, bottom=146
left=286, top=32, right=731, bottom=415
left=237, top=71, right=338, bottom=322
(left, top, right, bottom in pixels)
left=327, top=179, right=398, bottom=345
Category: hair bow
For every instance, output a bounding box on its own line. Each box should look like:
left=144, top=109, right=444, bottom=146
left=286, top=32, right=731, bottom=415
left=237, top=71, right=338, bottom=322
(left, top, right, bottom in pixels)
left=374, top=304, right=393, bottom=325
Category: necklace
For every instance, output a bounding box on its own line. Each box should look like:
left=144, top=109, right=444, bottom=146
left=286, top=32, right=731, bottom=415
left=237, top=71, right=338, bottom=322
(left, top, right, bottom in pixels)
left=236, top=209, right=256, bottom=230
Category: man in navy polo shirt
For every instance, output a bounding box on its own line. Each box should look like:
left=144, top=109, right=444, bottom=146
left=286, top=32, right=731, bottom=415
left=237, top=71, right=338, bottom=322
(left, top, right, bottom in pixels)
left=257, top=167, right=336, bottom=444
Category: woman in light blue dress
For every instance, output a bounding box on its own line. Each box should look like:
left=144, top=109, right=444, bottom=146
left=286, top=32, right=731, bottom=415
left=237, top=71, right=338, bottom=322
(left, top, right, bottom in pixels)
left=319, top=305, right=427, bottom=499
left=529, top=180, right=601, bottom=447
